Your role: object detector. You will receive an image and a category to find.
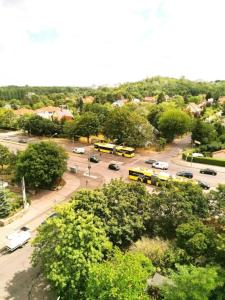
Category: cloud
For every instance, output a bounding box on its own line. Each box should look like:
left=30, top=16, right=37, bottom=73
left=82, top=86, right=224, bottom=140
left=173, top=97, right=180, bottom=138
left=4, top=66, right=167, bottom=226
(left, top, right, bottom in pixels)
left=0, top=0, right=225, bottom=86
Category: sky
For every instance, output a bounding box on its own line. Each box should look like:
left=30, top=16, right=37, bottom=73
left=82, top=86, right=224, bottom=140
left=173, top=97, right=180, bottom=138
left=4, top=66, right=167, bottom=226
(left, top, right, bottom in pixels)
left=0, top=0, right=225, bottom=86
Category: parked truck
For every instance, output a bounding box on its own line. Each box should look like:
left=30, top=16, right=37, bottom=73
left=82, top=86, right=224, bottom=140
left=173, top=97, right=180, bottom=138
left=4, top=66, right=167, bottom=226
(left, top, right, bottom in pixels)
left=5, top=226, right=31, bottom=252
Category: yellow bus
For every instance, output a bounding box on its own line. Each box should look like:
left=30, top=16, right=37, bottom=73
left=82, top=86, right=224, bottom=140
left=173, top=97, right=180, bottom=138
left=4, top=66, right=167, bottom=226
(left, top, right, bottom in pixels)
left=129, top=168, right=187, bottom=186
left=128, top=167, right=154, bottom=184
left=94, top=142, right=115, bottom=154
left=94, top=142, right=135, bottom=158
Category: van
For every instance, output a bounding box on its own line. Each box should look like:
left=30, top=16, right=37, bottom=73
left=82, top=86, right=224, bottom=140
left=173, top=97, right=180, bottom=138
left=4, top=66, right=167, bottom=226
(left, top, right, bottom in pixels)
left=72, top=147, right=85, bottom=154
left=152, top=161, right=169, bottom=170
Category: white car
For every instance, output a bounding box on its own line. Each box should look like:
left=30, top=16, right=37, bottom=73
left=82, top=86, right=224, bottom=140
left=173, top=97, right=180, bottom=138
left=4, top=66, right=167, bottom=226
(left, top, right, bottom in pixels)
left=6, top=226, right=31, bottom=252
left=72, top=147, right=85, bottom=154
left=152, top=161, right=169, bottom=170
left=192, top=153, right=204, bottom=157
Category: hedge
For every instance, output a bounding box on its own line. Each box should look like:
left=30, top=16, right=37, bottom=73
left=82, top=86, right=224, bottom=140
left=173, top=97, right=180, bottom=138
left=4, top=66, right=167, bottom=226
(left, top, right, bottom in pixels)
left=182, top=153, right=225, bottom=167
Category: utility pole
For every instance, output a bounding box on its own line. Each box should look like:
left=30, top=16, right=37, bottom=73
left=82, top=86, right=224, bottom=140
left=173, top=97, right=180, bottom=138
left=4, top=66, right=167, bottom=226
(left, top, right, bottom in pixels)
left=21, top=177, right=28, bottom=209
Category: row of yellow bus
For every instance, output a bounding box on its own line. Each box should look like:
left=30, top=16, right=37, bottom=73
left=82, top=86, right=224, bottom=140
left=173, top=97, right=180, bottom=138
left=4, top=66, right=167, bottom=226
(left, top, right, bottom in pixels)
left=94, top=142, right=135, bottom=158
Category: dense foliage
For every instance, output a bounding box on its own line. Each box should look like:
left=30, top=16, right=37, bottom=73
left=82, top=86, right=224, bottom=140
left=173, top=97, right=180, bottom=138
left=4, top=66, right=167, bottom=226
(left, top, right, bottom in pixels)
left=86, top=251, right=154, bottom=300
left=32, top=179, right=225, bottom=298
left=15, top=141, right=68, bottom=189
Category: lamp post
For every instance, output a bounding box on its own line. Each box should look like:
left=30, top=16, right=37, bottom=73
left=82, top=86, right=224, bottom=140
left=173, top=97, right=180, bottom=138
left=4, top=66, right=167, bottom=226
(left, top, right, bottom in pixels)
left=49, top=133, right=58, bottom=140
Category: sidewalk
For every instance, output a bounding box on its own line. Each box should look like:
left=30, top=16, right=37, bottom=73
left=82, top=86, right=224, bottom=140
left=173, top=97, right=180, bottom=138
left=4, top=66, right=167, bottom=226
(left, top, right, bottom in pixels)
left=172, top=155, right=225, bottom=173
left=0, top=172, right=81, bottom=251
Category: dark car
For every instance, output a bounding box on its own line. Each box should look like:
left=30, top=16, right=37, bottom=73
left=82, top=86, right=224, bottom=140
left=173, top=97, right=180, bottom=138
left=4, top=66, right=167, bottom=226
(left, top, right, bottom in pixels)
left=89, top=155, right=100, bottom=163
left=108, top=163, right=120, bottom=171
left=145, top=159, right=157, bottom=165
left=176, top=171, right=193, bottom=179
left=18, top=139, right=27, bottom=143
left=200, top=168, right=217, bottom=176
left=198, top=180, right=210, bottom=190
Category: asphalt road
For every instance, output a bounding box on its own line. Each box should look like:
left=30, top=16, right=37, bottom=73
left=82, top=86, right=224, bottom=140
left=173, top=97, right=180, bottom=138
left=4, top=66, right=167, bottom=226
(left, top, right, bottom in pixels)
left=0, top=135, right=224, bottom=299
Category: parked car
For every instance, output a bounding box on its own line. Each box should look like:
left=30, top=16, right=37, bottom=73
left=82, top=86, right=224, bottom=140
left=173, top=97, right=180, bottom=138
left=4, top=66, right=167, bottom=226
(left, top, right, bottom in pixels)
left=197, top=180, right=210, bottom=190
left=176, top=171, right=193, bottom=179
left=89, top=155, right=100, bottom=163
left=192, top=153, right=204, bottom=157
left=145, top=159, right=157, bottom=165
left=72, top=147, right=85, bottom=154
left=152, top=161, right=169, bottom=170
left=200, top=168, right=217, bottom=176
left=5, top=226, right=31, bottom=252
left=108, top=163, right=120, bottom=171
left=18, top=139, right=27, bottom=143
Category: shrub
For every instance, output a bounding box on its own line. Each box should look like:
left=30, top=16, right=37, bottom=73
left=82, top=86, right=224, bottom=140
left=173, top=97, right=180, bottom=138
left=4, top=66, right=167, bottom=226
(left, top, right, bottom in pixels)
left=129, top=237, right=170, bottom=265
left=182, top=153, right=225, bottom=167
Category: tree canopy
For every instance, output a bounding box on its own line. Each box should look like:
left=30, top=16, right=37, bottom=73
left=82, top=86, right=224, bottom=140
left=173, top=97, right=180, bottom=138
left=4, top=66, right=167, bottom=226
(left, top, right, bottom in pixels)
left=32, top=207, right=112, bottom=300
left=15, top=141, right=68, bottom=189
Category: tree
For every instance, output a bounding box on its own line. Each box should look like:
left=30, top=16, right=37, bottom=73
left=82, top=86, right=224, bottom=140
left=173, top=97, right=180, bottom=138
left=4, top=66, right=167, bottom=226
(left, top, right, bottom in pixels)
left=0, top=144, right=11, bottom=169
left=157, top=92, right=166, bottom=104
left=161, top=265, right=220, bottom=300
left=32, top=207, right=112, bottom=300
left=83, top=103, right=112, bottom=131
left=191, top=119, right=217, bottom=145
left=147, top=182, right=207, bottom=239
left=158, top=109, right=192, bottom=142
left=73, top=112, right=100, bottom=143
left=71, top=179, right=150, bottom=248
left=147, top=105, right=164, bottom=128
left=86, top=251, right=154, bottom=300
left=103, top=108, right=153, bottom=147
left=0, top=109, right=17, bottom=129
left=176, top=220, right=216, bottom=262
left=15, top=141, right=68, bottom=189
left=0, top=191, right=11, bottom=218
left=18, top=115, right=62, bottom=136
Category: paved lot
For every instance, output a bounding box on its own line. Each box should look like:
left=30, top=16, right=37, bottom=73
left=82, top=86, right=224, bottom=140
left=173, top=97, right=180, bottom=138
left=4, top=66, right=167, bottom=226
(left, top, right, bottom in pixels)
left=0, top=133, right=224, bottom=299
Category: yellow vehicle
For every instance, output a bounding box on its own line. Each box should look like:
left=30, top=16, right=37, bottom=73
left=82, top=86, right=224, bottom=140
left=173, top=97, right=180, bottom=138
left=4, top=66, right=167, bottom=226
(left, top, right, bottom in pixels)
left=128, top=167, right=154, bottom=184
left=94, top=142, right=135, bottom=158
left=94, top=142, right=115, bottom=153
left=129, top=168, right=187, bottom=186
left=115, top=146, right=135, bottom=158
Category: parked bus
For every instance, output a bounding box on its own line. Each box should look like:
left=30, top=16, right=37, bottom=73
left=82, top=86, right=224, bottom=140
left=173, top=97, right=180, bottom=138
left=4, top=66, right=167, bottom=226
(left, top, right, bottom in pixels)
left=115, top=146, right=135, bottom=158
left=94, top=142, right=115, bottom=153
left=94, top=142, right=135, bottom=158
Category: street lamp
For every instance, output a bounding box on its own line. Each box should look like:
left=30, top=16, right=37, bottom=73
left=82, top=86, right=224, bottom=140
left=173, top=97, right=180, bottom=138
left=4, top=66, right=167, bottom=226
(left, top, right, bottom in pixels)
left=50, top=133, right=58, bottom=140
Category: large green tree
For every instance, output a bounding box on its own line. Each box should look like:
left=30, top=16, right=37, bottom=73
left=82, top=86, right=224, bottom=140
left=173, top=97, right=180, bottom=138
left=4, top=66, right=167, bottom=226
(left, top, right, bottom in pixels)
left=176, top=220, right=216, bottom=263
left=86, top=251, right=154, bottom=300
left=191, top=119, right=217, bottom=145
left=15, top=141, right=67, bottom=189
left=71, top=179, right=150, bottom=248
left=32, top=207, right=112, bottom=300
left=0, top=144, right=11, bottom=169
left=147, top=182, right=207, bottom=239
left=73, top=112, right=100, bottom=143
left=18, top=115, right=62, bottom=136
left=158, top=109, right=192, bottom=142
left=103, top=108, right=153, bottom=147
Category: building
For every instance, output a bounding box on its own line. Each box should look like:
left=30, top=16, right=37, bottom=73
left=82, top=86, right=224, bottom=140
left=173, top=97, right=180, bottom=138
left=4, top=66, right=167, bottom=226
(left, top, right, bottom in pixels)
left=35, top=106, right=74, bottom=121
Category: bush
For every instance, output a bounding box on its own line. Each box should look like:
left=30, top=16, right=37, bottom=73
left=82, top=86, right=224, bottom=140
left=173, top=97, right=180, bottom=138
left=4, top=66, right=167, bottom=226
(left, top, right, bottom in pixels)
left=129, top=237, right=170, bottom=265
left=182, top=153, right=225, bottom=167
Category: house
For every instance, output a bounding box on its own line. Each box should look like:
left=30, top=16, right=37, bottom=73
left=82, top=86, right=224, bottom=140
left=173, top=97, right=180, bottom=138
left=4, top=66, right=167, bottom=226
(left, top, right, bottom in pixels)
left=144, top=96, right=157, bottom=104
left=35, top=106, right=74, bottom=121
left=82, top=96, right=94, bottom=104
left=13, top=108, right=34, bottom=116
left=112, top=99, right=127, bottom=107
left=186, top=103, right=203, bottom=117
left=131, top=98, right=141, bottom=104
